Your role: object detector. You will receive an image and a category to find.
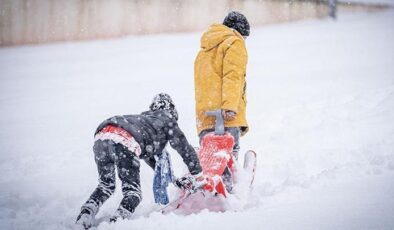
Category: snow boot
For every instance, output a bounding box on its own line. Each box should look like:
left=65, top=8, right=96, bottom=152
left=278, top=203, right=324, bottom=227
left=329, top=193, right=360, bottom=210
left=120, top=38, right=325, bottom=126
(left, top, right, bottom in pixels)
left=76, top=209, right=94, bottom=229
left=109, top=206, right=133, bottom=223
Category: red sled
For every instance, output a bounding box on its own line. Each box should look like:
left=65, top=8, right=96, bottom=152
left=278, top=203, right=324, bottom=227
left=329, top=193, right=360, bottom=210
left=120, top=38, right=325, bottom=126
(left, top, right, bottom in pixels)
left=160, top=110, right=256, bottom=214
left=198, top=131, right=235, bottom=197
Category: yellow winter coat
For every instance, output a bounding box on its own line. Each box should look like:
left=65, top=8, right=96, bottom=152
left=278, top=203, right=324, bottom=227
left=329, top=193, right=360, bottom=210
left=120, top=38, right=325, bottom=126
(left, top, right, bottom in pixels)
left=194, top=24, right=249, bottom=136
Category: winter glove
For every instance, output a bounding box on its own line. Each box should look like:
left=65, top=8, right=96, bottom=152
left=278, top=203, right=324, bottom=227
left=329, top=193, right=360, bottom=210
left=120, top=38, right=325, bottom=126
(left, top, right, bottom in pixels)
left=222, top=110, right=236, bottom=121
left=174, top=173, right=206, bottom=193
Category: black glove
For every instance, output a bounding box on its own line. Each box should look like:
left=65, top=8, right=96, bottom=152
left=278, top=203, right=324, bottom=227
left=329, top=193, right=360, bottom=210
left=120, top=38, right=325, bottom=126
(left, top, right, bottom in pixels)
left=174, top=174, right=206, bottom=192
left=174, top=175, right=195, bottom=191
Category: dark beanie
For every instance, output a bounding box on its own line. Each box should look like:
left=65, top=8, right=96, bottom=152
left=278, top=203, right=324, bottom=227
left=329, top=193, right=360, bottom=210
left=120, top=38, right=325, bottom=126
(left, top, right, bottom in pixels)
left=223, top=11, right=250, bottom=37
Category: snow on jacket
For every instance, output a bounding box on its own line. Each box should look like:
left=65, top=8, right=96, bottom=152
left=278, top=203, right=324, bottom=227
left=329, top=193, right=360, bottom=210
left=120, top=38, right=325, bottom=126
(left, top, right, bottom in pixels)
left=95, top=110, right=202, bottom=175
left=194, top=23, right=249, bottom=136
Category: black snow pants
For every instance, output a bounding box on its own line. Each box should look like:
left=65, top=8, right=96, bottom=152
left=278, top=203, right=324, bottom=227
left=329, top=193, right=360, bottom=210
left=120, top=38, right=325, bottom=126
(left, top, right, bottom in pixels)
left=81, top=139, right=141, bottom=216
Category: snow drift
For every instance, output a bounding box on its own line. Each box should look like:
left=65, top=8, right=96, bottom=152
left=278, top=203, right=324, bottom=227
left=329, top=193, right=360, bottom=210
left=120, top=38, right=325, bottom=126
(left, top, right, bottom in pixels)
left=0, top=9, right=394, bottom=230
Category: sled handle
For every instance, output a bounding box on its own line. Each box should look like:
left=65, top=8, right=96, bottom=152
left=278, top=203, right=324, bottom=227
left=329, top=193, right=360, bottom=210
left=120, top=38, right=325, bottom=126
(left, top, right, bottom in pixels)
left=205, top=110, right=225, bottom=135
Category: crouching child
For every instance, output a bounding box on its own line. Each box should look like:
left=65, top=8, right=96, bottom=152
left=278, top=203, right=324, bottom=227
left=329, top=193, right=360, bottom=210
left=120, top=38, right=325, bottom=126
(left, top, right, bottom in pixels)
left=76, top=93, right=203, bottom=229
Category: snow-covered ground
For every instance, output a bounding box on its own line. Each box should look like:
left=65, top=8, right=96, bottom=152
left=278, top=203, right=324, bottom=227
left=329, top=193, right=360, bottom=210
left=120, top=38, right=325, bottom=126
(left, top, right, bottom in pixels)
left=1, top=9, right=394, bottom=230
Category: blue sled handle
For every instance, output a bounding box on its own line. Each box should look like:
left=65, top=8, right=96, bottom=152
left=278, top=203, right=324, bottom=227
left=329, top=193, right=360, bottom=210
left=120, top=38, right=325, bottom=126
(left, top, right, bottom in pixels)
left=205, top=110, right=225, bottom=135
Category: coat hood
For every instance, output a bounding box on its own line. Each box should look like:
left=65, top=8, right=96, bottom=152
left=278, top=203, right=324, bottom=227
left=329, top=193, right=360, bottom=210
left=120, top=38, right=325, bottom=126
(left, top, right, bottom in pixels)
left=200, top=24, right=243, bottom=51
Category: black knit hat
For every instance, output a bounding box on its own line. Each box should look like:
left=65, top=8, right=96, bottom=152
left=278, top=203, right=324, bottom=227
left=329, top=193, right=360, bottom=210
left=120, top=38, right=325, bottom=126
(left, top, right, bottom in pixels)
left=223, top=11, right=250, bottom=37
left=149, top=93, right=178, bottom=120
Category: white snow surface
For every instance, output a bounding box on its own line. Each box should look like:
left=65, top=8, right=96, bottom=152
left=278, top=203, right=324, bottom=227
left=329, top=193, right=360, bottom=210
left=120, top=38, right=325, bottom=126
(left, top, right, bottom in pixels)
left=1, top=9, right=394, bottom=230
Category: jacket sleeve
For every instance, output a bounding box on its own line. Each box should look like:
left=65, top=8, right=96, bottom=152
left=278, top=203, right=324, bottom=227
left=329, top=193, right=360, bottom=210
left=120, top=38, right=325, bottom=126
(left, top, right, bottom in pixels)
left=222, top=39, right=248, bottom=113
left=167, top=124, right=202, bottom=175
